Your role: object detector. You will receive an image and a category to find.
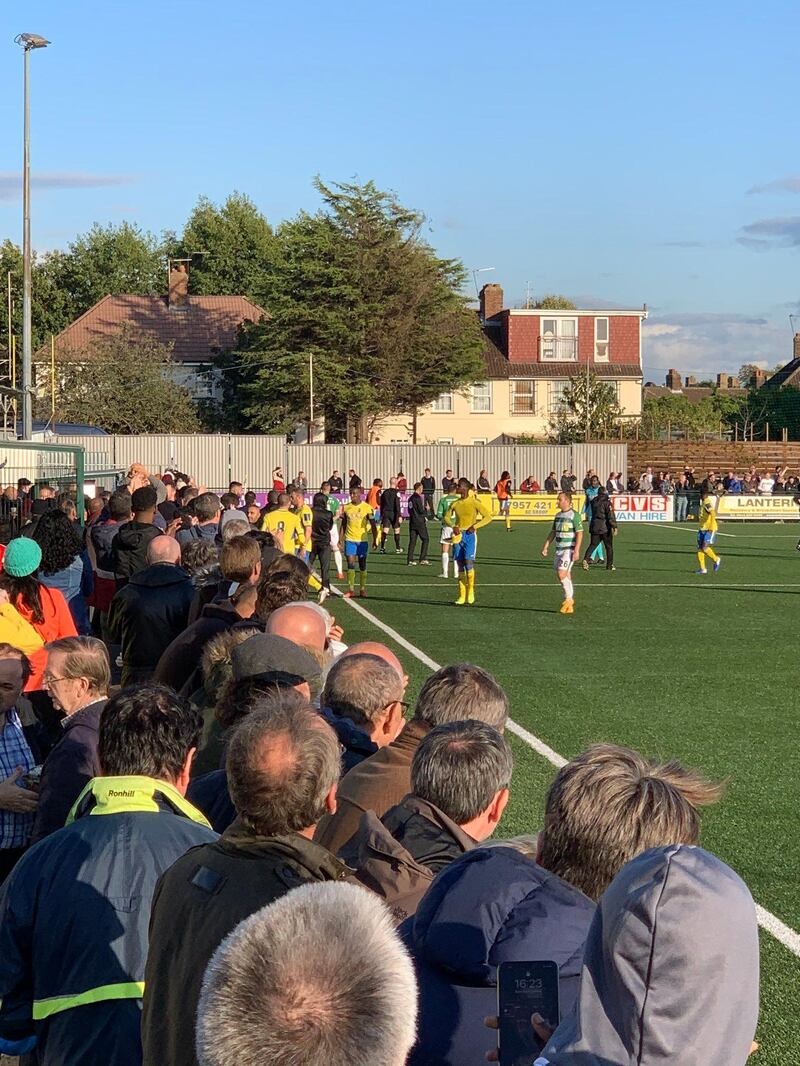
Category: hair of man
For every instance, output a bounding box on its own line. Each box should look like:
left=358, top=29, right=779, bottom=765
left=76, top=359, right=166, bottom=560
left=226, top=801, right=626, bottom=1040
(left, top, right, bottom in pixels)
left=194, top=492, right=223, bottom=523
left=220, top=536, right=261, bottom=584
left=45, top=635, right=110, bottom=696
left=0, top=642, right=33, bottom=685
left=225, top=692, right=340, bottom=836
left=195, top=880, right=418, bottom=1066
left=411, top=719, right=513, bottom=825
left=221, top=519, right=251, bottom=543
left=413, top=663, right=508, bottom=730
left=98, top=682, right=203, bottom=782
left=538, top=742, right=725, bottom=900
left=322, top=654, right=405, bottom=732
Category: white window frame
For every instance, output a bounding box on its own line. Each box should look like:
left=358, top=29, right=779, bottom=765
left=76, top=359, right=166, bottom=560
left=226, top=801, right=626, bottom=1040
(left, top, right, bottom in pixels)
left=548, top=380, right=570, bottom=415
left=436, top=437, right=453, bottom=445
left=595, top=317, right=609, bottom=362
left=431, top=391, right=454, bottom=413
left=470, top=381, right=492, bottom=413
left=510, top=378, right=536, bottom=414
left=472, top=438, right=487, bottom=446
left=540, top=317, right=578, bottom=361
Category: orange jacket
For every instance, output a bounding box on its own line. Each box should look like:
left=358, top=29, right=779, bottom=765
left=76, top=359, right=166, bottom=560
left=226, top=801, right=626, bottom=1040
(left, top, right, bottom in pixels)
left=13, top=585, right=78, bottom=690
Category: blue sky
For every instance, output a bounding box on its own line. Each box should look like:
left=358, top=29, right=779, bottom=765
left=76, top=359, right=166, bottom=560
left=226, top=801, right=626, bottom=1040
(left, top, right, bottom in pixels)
left=1, top=0, right=799, bottom=381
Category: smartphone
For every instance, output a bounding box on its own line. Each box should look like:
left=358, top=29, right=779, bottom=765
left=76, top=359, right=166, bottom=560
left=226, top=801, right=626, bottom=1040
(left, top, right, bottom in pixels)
left=497, top=960, right=559, bottom=1066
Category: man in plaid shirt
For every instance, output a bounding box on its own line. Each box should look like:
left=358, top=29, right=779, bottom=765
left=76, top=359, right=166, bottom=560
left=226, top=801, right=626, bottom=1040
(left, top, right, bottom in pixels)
left=0, top=645, right=40, bottom=884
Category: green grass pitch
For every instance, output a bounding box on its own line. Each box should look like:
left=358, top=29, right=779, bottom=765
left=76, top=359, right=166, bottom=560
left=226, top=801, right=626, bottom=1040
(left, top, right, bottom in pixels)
left=329, top=519, right=800, bottom=1065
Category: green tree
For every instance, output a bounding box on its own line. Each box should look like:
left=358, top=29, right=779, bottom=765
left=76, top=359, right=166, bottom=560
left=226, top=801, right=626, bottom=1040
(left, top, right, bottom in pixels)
left=232, top=178, right=484, bottom=440
left=178, top=192, right=275, bottom=306
left=535, top=294, right=576, bottom=310
left=549, top=371, right=623, bottom=443
left=35, top=323, right=199, bottom=433
left=0, top=240, right=73, bottom=360
left=53, top=222, right=165, bottom=319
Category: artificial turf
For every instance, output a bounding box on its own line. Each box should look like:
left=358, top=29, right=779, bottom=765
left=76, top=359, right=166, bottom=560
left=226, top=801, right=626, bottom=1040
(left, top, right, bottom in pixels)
left=330, top=519, right=800, bottom=1065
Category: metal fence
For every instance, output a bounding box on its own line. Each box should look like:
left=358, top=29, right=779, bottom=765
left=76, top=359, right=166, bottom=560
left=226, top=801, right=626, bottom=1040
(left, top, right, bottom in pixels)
left=49, top=434, right=626, bottom=494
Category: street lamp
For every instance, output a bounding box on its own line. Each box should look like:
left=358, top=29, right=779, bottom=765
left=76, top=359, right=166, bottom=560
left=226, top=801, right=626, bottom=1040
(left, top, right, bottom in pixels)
left=15, top=32, right=50, bottom=441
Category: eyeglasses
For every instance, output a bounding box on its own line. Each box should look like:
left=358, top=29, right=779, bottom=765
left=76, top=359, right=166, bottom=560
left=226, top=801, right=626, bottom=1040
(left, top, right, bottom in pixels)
left=42, top=675, right=73, bottom=686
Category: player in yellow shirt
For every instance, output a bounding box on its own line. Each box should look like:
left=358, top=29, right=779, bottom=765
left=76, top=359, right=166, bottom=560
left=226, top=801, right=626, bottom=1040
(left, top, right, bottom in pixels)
left=290, top=488, right=313, bottom=562
left=260, top=494, right=304, bottom=555
left=696, top=488, right=721, bottom=574
left=342, top=486, right=378, bottom=598
left=444, top=478, right=492, bottom=605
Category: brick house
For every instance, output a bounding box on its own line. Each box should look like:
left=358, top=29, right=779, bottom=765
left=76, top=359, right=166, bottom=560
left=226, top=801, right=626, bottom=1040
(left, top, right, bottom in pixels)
left=373, top=282, right=647, bottom=444
left=39, top=265, right=266, bottom=401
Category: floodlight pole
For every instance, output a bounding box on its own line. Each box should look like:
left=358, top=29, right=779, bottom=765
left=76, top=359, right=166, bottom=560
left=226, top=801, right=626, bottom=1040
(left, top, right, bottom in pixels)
left=16, top=33, right=49, bottom=440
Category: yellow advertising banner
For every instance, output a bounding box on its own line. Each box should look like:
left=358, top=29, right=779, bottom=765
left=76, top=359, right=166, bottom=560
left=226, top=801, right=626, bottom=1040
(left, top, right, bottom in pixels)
left=715, top=495, right=800, bottom=520
left=487, top=494, right=564, bottom=521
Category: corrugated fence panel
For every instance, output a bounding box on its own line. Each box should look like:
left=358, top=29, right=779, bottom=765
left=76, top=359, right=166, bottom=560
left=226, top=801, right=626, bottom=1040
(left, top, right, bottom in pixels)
left=514, top=446, right=571, bottom=487
left=285, top=445, right=348, bottom=491
left=572, top=443, right=627, bottom=481
left=230, top=436, right=287, bottom=491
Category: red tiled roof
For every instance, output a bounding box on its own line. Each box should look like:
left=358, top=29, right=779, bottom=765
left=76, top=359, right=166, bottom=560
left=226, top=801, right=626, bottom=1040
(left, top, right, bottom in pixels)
left=44, top=294, right=267, bottom=364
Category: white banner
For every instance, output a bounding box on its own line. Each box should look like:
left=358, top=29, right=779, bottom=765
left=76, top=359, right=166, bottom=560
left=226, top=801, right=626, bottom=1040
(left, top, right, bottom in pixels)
left=611, top=494, right=674, bottom=522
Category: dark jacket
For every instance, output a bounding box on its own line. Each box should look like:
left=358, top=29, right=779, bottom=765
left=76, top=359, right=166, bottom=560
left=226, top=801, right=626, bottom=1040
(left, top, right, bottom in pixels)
left=29, top=699, right=107, bottom=845
left=329, top=476, right=343, bottom=493
left=311, top=505, right=334, bottom=546
left=314, top=717, right=430, bottom=854
left=408, top=492, right=427, bottom=530
left=319, top=707, right=378, bottom=773
left=380, top=487, right=401, bottom=522
left=421, top=476, right=436, bottom=495
left=90, top=519, right=125, bottom=612
left=186, top=770, right=235, bottom=833
left=0, top=776, right=214, bottom=1065
left=401, top=846, right=596, bottom=1066
left=141, top=823, right=350, bottom=1066
left=107, top=564, right=195, bottom=687
left=110, top=521, right=160, bottom=586
left=545, top=476, right=558, bottom=492
left=348, top=473, right=362, bottom=491
left=186, top=564, right=226, bottom=626
left=589, top=492, right=617, bottom=535
left=341, top=794, right=475, bottom=922
left=152, top=600, right=239, bottom=695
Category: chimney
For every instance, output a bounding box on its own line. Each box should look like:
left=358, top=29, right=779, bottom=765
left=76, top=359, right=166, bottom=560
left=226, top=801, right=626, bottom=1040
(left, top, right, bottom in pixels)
left=794, top=332, right=800, bottom=360
left=479, top=283, right=504, bottom=322
left=753, top=368, right=767, bottom=388
left=169, top=262, right=189, bottom=308
left=717, top=373, right=728, bottom=390
left=685, top=374, right=697, bottom=386
left=665, top=368, right=682, bottom=390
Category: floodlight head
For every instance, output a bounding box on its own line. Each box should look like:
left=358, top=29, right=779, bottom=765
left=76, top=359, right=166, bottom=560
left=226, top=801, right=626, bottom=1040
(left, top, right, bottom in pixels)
left=15, top=33, right=50, bottom=50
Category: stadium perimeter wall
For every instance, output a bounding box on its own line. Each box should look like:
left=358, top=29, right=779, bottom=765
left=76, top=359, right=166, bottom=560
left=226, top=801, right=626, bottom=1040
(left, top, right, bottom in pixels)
left=51, top=435, right=626, bottom=493
left=628, top=441, right=800, bottom=477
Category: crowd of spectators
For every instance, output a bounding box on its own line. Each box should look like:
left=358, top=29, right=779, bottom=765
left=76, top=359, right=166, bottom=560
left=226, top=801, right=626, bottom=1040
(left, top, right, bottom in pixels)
left=0, top=461, right=763, bottom=1066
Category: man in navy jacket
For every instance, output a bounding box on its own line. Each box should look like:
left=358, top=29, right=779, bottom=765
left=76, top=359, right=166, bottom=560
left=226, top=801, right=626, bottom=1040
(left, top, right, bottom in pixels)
left=0, top=683, right=215, bottom=1066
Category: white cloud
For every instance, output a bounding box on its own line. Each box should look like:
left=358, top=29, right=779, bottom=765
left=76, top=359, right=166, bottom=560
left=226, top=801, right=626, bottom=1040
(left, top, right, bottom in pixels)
left=0, top=172, right=135, bottom=202
left=643, top=313, right=791, bottom=380
left=747, top=176, right=800, bottom=195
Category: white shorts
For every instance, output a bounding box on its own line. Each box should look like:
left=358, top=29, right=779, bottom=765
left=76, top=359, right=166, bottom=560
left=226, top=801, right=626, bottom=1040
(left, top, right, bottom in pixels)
left=554, top=549, right=574, bottom=573
left=440, top=526, right=454, bottom=545
left=330, top=524, right=340, bottom=548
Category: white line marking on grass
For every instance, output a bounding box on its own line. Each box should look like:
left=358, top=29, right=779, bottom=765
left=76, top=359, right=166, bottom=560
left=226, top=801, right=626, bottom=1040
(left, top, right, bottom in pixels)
left=352, top=582, right=800, bottom=589
left=334, top=589, right=800, bottom=960
left=657, top=524, right=736, bottom=537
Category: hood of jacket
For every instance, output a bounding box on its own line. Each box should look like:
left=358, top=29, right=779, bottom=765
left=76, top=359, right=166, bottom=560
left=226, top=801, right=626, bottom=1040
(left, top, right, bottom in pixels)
left=130, top=562, right=191, bottom=589
left=201, top=625, right=259, bottom=681
left=407, top=845, right=595, bottom=986
left=319, top=707, right=378, bottom=762
left=200, top=599, right=240, bottom=625
left=67, top=774, right=212, bottom=828
left=538, top=844, right=759, bottom=1066
left=115, top=520, right=158, bottom=550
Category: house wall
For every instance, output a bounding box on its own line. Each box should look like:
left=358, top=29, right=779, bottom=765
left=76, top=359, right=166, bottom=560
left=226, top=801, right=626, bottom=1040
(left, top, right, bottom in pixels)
left=503, top=311, right=642, bottom=364
left=372, top=377, right=642, bottom=445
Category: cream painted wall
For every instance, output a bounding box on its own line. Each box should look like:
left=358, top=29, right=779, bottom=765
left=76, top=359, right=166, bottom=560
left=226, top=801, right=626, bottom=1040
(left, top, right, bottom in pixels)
left=370, top=378, right=642, bottom=445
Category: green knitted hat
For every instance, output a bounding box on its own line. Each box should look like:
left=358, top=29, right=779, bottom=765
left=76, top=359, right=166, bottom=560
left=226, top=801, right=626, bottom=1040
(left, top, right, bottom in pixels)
left=3, top=537, right=43, bottom=578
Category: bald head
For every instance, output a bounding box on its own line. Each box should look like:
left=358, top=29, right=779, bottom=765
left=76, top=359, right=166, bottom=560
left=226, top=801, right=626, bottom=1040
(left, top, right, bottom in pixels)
left=149, top=536, right=181, bottom=565
left=265, top=604, right=327, bottom=652
left=343, top=642, right=406, bottom=689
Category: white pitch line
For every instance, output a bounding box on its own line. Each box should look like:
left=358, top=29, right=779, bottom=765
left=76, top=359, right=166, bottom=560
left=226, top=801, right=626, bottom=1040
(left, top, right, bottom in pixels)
left=335, top=589, right=800, bottom=961
left=342, top=582, right=800, bottom=589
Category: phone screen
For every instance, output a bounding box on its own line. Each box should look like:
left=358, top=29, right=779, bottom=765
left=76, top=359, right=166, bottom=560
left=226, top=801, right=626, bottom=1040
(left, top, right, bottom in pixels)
left=497, top=960, right=559, bottom=1066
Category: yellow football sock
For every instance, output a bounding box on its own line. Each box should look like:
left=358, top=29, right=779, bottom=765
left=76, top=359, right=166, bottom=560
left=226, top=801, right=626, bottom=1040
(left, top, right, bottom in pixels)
left=307, top=573, right=322, bottom=591
left=348, top=569, right=355, bottom=591
left=467, top=570, right=475, bottom=591
left=505, top=514, right=511, bottom=530
left=706, top=548, right=719, bottom=563
left=697, top=551, right=707, bottom=570
left=456, top=576, right=467, bottom=603
left=360, top=571, right=367, bottom=590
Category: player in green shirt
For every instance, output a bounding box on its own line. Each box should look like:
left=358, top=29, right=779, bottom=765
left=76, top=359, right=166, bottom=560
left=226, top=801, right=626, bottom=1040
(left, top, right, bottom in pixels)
left=541, top=492, right=583, bottom=614
left=436, top=490, right=460, bottom=578
left=321, top=480, right=344, bottom=579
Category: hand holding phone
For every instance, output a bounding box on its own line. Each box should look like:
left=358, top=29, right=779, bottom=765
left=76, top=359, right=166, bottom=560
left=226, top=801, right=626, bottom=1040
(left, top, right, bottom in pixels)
left=497, top=961, right=559, bottom=1066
